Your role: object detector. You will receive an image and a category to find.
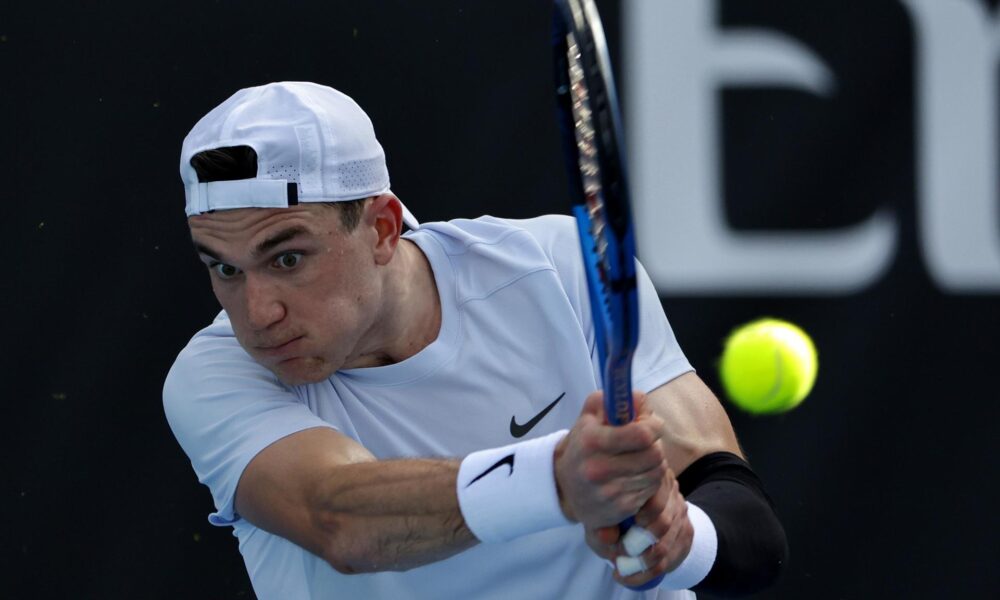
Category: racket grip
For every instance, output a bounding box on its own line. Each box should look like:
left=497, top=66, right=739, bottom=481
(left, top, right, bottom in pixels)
left=618, top=516, right=665, bottom=590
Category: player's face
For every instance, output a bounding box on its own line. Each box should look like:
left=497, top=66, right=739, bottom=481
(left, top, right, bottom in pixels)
left=188, top=203, right=384, bottom=385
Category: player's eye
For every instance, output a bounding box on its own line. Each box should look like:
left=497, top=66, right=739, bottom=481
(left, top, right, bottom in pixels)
left=211, top=263, right=241, bottom=280
left=273, top=252, right=303, bottom=270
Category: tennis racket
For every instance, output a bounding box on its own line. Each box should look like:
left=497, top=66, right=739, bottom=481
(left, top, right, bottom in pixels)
left=552, top=0, right=662, bottom=590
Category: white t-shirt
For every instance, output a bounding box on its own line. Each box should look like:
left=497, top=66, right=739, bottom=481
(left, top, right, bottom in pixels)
left=164, top=215, right=695, bottom=599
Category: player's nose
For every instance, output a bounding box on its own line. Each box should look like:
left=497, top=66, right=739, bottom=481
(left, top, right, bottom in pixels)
left=244, top=275, right=286, bottom=330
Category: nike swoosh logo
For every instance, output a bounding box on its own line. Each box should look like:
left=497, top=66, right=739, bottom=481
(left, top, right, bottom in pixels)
left=466, top=454, right=515, bottom=487
left=509, top=392, right=566, bottom=438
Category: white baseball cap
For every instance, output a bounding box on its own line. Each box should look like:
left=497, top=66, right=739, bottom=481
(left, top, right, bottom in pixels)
left=180, top=81, right=419, bottom=229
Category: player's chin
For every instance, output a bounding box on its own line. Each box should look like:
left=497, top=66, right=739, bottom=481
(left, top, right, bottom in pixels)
left=267, top=356, right=335, bottom=386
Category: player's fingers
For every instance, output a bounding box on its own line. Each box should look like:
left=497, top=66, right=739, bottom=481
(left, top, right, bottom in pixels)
left=582, top=418, right=664, bottom=455
left=634, top=480, right=668, bottom=523
left=621, top=525, right=658, bottom=557
left=627, top=395, right=664, bottom=423
left=656, top=507, right=684, bottom=551
left=581, top=391, right=605, bottom=416
left=584, top=446, right=665, bottom=483
left=616, top=523, right=687, bottom=589
left=592, top=484, right=658, bottom=525
left=585, top=526, right=619, bottom=560
left=595, top=524, right=620, bottom=546
left=615, top=554, right=647, bottom=578
left=650, top=508, right=694, bottom=577
left=602, top=463, right=666, bottom=507
left=633, top=475, right=684, bottom=538
left=615, top=544, right=670, bottom=588
left=614, top=477, right=694, bottom=585
left=645, top=483, right=690, bottom=565
left=617, top=549, right=670, bottom=589
left=663, top=489, right=690, bottom=544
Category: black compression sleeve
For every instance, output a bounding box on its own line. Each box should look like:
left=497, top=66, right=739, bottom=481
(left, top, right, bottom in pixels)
left=678, top=452, right=788, bottom=597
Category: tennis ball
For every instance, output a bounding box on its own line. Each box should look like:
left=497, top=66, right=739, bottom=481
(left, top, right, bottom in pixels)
left=719, top=318, right=817, bottom=414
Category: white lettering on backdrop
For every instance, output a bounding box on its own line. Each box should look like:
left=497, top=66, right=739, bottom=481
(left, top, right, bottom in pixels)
left=626, top=0, right=1000, bottom=294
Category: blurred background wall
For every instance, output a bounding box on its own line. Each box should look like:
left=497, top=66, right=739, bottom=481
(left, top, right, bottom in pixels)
left=4, top=1, right=996, bottom=597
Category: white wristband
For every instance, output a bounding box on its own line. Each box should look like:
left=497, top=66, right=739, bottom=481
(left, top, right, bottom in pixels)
left=456, top=430, right=572, bottom=543
left=658, top=501, right=719, bottom=590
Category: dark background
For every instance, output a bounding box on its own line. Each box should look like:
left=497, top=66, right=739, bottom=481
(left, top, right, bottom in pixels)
left=4, top=1, right=997, bottom=598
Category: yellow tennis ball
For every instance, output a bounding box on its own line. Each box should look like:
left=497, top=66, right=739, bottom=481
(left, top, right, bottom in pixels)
left=719, top=318, right=817, bottom=414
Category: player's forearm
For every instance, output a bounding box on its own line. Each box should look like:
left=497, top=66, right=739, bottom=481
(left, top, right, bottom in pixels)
left=311, top=458, right=476, bottom=574
left=312, top=429, right=584, bottom=573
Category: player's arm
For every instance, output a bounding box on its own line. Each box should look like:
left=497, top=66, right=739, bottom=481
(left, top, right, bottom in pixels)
left=648, top=371, right=743, bottom=472
left=588, top=372, right=789, bottom=595
left=235, top=426, right=476, bottom=573
left=235, top=405, right=666, bottom=574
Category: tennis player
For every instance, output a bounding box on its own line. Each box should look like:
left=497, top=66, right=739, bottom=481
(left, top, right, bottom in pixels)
left=164, top=82, right=787, bottom=599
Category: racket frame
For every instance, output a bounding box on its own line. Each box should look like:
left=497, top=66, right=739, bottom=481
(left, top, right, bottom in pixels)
left=553, top=0, right=661, bottom=590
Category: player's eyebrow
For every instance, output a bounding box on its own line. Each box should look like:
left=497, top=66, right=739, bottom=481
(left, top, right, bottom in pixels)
left=191, top=226, right=310, bottom=263
left=193, top=241, right=222, bottom=261
left=251, top=226, right=309, bottom=258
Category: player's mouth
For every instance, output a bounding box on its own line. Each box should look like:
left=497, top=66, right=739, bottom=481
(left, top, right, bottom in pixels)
left=255, top=336, right=304, bottom=358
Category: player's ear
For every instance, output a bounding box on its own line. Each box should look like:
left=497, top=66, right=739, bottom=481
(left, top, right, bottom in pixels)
left=369, top=193, right=403, bottom=265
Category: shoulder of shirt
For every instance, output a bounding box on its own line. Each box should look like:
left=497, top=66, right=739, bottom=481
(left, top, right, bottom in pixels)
left=408, top=214, right=583, bottom=303
left=173, top=311, right=239, bottom=361
left=163, top=312, right=271, bottom=409
left=409, top=214, right=581, bottom=270
left=161, top=310, right=309, bottom=444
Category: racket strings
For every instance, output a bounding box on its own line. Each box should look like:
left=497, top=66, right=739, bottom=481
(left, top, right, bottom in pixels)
left=566, top=33, right=613, bottom=295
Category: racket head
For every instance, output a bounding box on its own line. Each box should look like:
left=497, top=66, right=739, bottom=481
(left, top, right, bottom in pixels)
left=553, top=0, right=640, bottom=427
left=553, top=5, right=662, bottom=589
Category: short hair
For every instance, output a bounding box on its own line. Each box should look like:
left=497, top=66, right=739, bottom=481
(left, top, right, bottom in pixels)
left=189, top=146, right=367, bottom=232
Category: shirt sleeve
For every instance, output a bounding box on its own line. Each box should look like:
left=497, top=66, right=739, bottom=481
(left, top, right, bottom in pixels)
left=162, top=320, right=335, bottom=526
left=630, top=259, right=694, bottom=393
left=511, top=214, right=693, bottom=393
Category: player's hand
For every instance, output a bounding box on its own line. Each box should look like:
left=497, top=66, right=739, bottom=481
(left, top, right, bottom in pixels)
left=610, top=473, right=695, bottom=589
left=584, top=522, right=620, bottom=562
left=554, top=391, right=666, bottom=527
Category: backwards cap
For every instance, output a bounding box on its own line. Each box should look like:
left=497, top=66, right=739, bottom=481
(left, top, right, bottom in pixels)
left=180, top=81, right=418, bottom=229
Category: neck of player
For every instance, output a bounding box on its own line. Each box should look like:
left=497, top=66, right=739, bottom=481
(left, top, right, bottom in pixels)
left=352, top=238, right=441, bottom=369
